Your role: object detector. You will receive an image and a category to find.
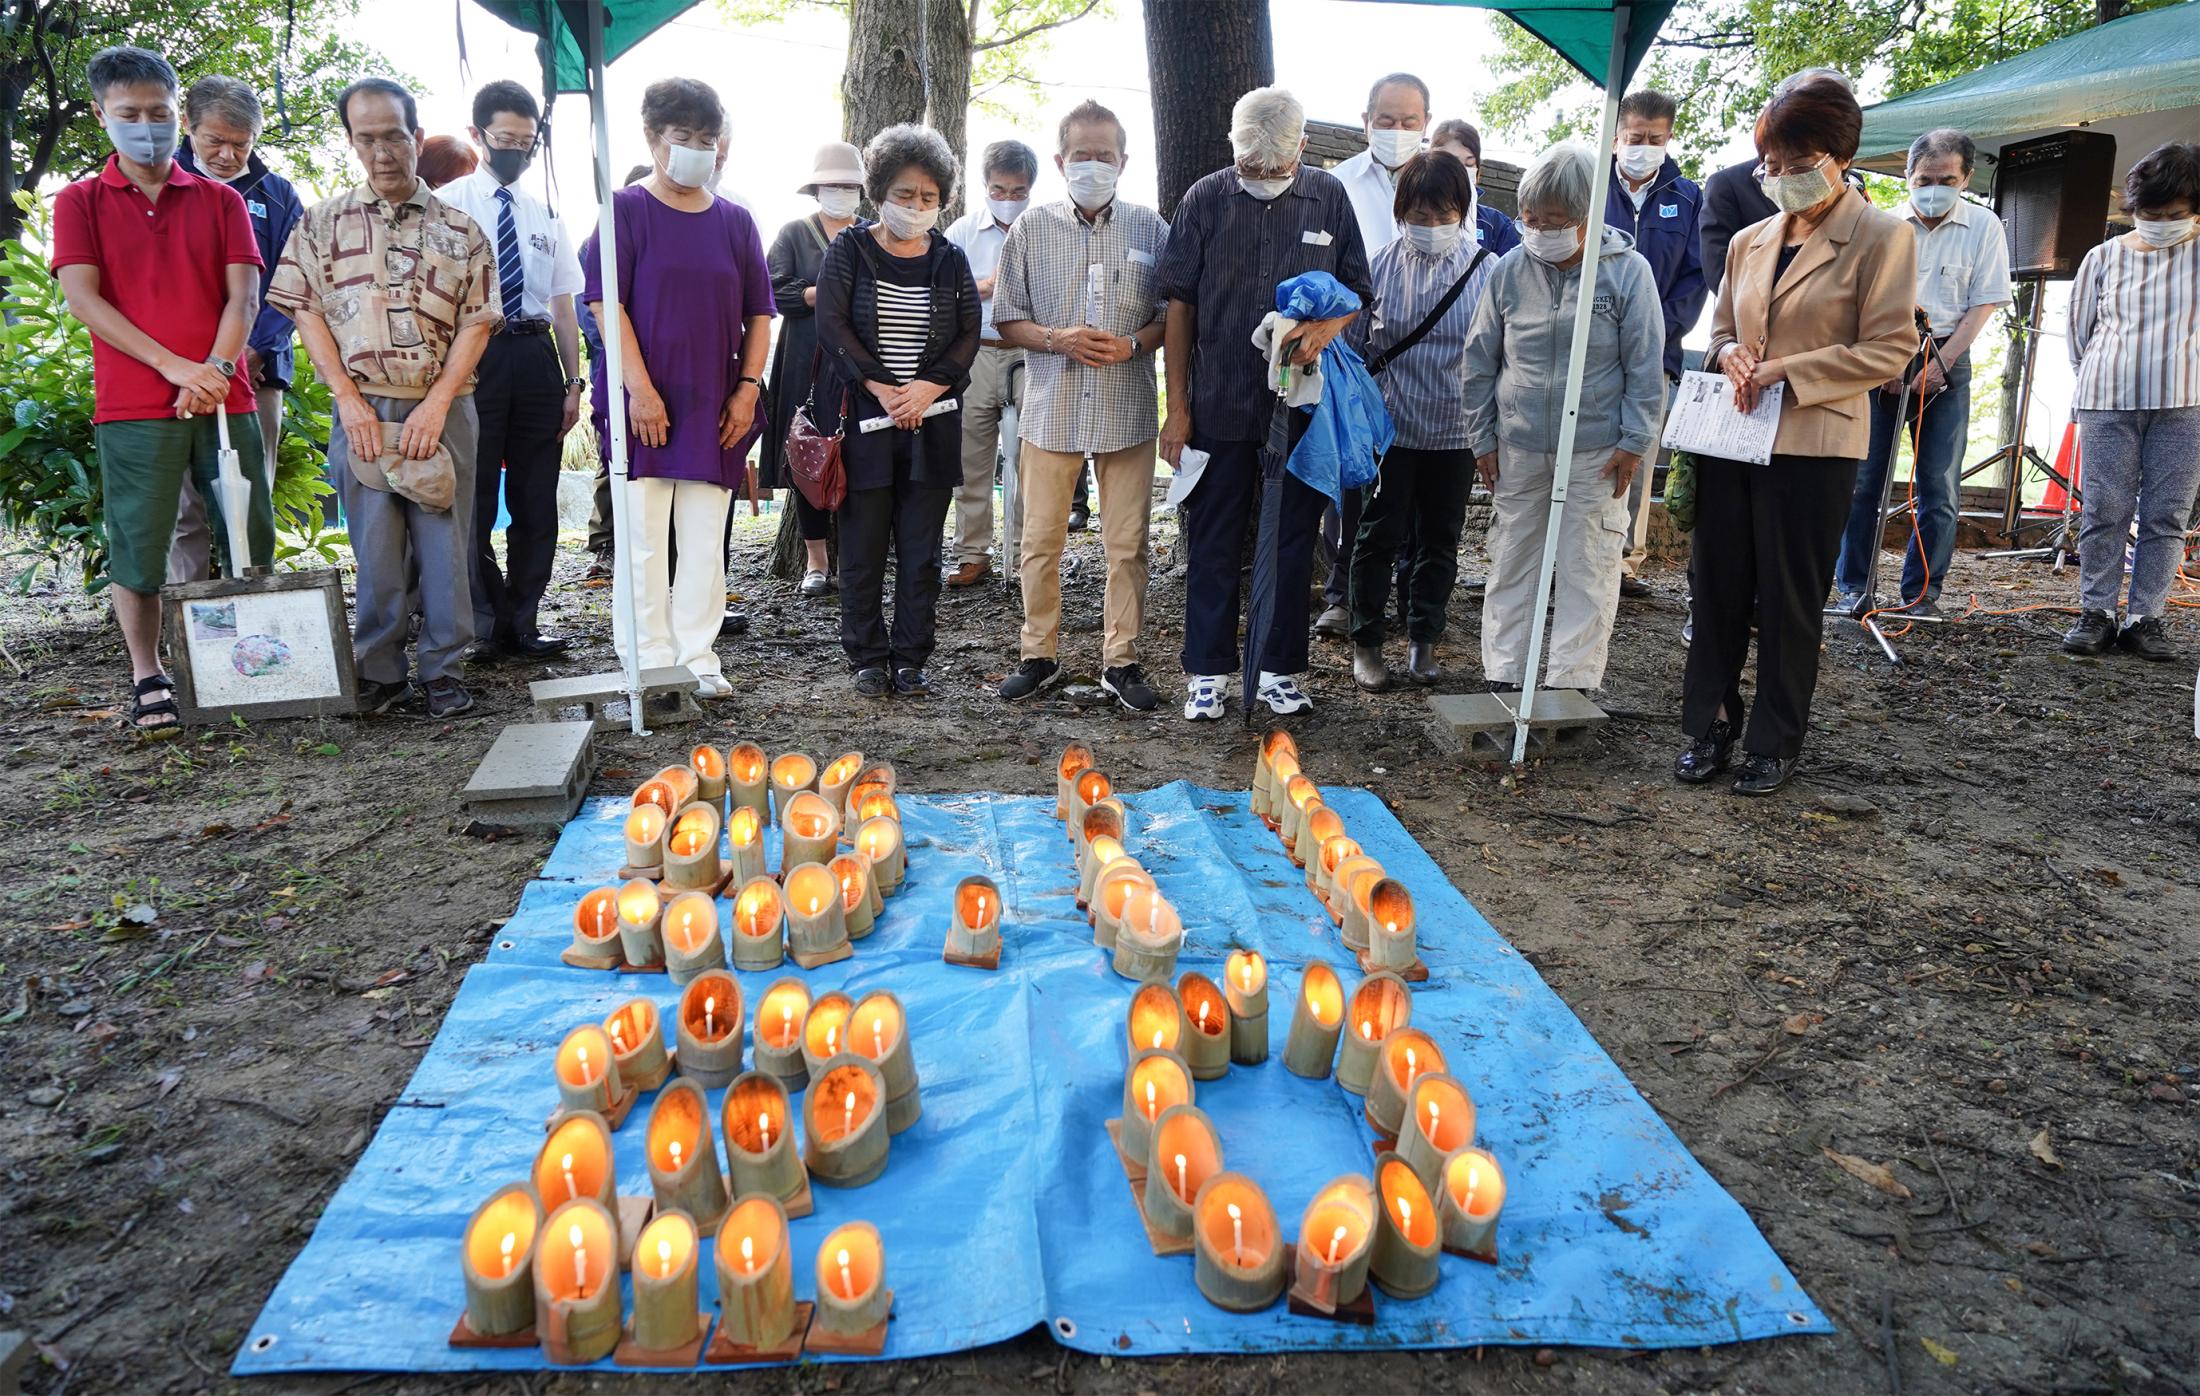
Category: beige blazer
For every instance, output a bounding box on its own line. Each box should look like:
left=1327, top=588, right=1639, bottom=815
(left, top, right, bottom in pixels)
left=1706, top=187, right=1920, bottom=460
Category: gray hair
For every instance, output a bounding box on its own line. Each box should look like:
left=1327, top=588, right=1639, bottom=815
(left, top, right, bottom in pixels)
left=1908, top=127, right=1976, bottom=175
left=982, top=139, right=1038, bottom=184
left=185, top=74, right=263, bottom=135
left=1230, top=86, right=1305, bottom=168
left=863, top=123, right=959, bottom=206
left=1773, top=66, right=1852, bottom=99
left=1518, top=142, right=1596, bottom=223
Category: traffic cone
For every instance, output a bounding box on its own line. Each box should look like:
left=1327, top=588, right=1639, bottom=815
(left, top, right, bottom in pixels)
left=2040, top=422, right=2082, bottom=513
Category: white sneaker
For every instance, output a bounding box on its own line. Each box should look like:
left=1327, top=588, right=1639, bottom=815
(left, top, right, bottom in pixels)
left=694, top=673, right=733, bottom=700
left=1183, top=674, right=1227, bottom=721
left=1258, top=671, right=1313, bottom=715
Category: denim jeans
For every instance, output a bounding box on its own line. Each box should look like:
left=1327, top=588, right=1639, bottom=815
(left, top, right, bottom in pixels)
left=1835, top=351, right=1971, bottom=602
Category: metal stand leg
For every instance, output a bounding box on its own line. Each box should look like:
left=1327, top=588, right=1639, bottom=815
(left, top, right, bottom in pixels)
left=1827, top=334, right=1927, bottom=665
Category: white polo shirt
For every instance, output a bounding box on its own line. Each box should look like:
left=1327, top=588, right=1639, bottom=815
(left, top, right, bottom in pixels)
left=945, top=209, right=1015, bottom=342
left=1334, top=148, right=1416, bottom=254
left=1906, top=194, right=2013, bottom=341
left=435, top=169, right=583, bottom=321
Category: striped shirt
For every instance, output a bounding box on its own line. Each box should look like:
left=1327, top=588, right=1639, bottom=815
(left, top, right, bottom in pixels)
left=1361, top=234, right=1497, bottom=449
left=992, top=198, right=1171, bottom=454
left=875, top=282, right=932, bottom=384
left=2069, top=233, right=2200, bottom=410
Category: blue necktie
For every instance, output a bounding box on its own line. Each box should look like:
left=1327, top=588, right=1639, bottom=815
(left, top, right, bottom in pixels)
left=494, top=185, right=524, bottom=323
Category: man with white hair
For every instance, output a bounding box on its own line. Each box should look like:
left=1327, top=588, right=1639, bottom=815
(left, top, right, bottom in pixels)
left=1158, top=86, right=1372, bottom=720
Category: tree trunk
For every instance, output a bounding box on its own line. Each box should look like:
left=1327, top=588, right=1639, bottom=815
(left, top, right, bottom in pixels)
left=843, top=0, right=929, bottom=153
left=1996, top=281, right=2035, bottom=501
left=2095, top=0, right=2127, bottom=24
left=1141, top=0, right=1272, bottom=219
left=923, top=0, right=971, bottom=225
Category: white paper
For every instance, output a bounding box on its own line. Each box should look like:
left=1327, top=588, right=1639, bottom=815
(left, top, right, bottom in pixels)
left=1165, top=447, right=1210, bottom=506
left=1661, top=369, right=1784, bottom=466
left=857, top=396, right=961, bottom=434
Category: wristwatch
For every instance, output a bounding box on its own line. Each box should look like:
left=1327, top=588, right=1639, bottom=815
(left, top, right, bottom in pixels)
left=205, top=356, right=236, bottom=378
left=563, top=376, right=588, bottom=392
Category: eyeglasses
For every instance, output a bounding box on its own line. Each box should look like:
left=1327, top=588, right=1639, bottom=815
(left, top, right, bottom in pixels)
left=351, top=132, right=416, bottom=154
left=481, top=135, right=535, bottom=152
left=1754, top=155, right=1826, bottom=180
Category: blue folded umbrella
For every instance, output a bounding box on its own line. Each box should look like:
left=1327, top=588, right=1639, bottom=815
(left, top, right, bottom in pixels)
left=1274, top=271, right=1394, bottom=509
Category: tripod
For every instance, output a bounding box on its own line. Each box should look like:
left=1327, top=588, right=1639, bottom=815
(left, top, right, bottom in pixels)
left=1982, top=278, right=2083, bottom=564
left=1827, top=320, right=1947, bottom=665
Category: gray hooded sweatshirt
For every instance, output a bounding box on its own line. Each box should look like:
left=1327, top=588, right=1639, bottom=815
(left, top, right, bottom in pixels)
left=1461, top=226, right=1667, bottom=459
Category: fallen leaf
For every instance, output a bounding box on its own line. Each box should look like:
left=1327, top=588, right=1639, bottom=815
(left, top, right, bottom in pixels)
left=1921, top=1337, right=1959, bottom=1366
left=72, top=708, right=121, bottom=721
left=240, top=961, right=270, bottom=984
left=372, top=968, right=412, bottom=988
left=1783, top=1012, right=1824, bottom=1036
left=120, top=902, right=157, bottom=925
left=2029, top=1128, right=2061, bottom=1169
left=1822, top=1147, right=1913, bottom=1198
left=156, top=1068, right=184, bottom=1098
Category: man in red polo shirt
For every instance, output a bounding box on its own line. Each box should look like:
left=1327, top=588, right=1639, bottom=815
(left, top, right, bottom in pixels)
left=52, top=44, right=272, bottom=734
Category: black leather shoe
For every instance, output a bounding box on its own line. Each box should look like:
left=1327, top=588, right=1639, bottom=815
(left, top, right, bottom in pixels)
left=853, top=667, right=890, bottom=697
left=1673, top=720, right=1736, bottom=784
left=2062, top=610, right=2117, bottom=654
left=2117, top=615, right=2176, bottom=662
left=1619, top=575, right=1652, bottom=599
left=893, top=666, right=931, bottom=696
left=508, top=634, right=571, bottom=659
left=1731, top=751, right=1796, bottom=796
left=719, top=610, right=749, bottom=638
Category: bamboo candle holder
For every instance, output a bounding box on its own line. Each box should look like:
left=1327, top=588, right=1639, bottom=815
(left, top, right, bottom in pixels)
left=780, top=791, right=841, bottom=875
left=1282, top=961, right=1345, bottom=1079
left=752, top=979, right=811, bottom=1090
left=724, top=805, right=767, bottom=889
left=1090, top=860, right=1153, bottom=950
left=1290, top=1174, right=1376, bottom=1314
left=688, top=743, right=726, bottom=803
left=1399, top=1073, right=1477, bottom=1191
left=626, top=1209, right=702, bottom=1357
left=1175, top=972, right=1231, bottom=1081
left=459, top=1184, right=541, bottom=1338
left=567, top=886, right=624, bottom=969
left=555, top=1024, right=625, bottom=1119
left=849, top=785, right=900, bottom=829
left=1369, top=1154, right=1442, bottom=1299
left=645, top=1079, right=728, bottom=1230
left=622, top=804, right=668, bottom=880
left=537, top=1198, right=623, bottom=1365
left=1223, top=950, right=1269, bottom=1065
left=1365, top=1029, right=1446, bottom=1139
left=1126, top=980, right=1188, bottom=1057
left=726, top=742, right=769, bottom=819
left=813, top=1221, right=890, bottom=1337
left=615, top=878, right=665, bottom=969
left=854, top=816, right=905, bottom=895
left=946, top=875, right=1002, bottom=968
left=1054, top=742, right=1094, bottom=821
left=1294, top=804, right=1343, bottom=873
left=729, top=876, right=786, bottom=972
left=851, top=990, right=921, bottom=1133
left=1075, top=796, right=1126, bottom=873
left=636, top=764, right=701, bottom=815
left=675, top=972, right=742, bottom=1088
left=804, top=1053, right=890, bottom=1187
left=1141, top=1104, right=1223, bottom=1242
left=1259, top=749, right=1302, bottom=831
left=768, top=752, right=818, bottom=821
left=816, top=750, right=864, bottom=813
left=604, top=997, right=671, bottom=1094
left=1338, top=971, right=1412, bottom=1096
left=782, top=862, right=851, bottom=969
left=1313, top=834, right=1362, bottom=904
left=1364, top=878, right=1418, bottom=974
left=1110, top=884, right=1183, bottom=983
left=1439, top=1147, right=1505, bottom=1262
left=1250, top=729, right=1298, bottom=824
left=714, top=1195, right=798, bottom=1349
left=722, top=1071, right=810, bottom=1212
left=1327, top=854, right=1383, bottom=928
left=1192, top=1172, right=1285, bottom=1311
left=1340, top=863, right=1389, bottom=955
left=1278, top=775, right=1321, bottom=851
left=661, top=892, right=726, bottom=987
left=1068, top=768, right=1113, bottom=842
left=1076, top=834, right=1127, bottom=911
left=801, top=991, right=857, bottom=1080
left=843, top=761, right=896, bottom=825
left=832, top=852, right=881, bottom=939
left=1116, top=1047, right=1191, bottom=1174
left=534, top=1110, right=617, bottom=1217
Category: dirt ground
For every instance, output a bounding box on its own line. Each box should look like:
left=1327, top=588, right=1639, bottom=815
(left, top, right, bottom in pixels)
left=3, top=498, right=2196, bottom=1396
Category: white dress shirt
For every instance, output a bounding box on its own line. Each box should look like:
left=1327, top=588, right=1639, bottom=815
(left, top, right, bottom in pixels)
left=435, top=169, right=584, bottom=321
left=945, top=209, right=1014, bottom=341
left=1334, top=147, right=1414, bottom=254
left=1906, top=195, right=2012, bottom=341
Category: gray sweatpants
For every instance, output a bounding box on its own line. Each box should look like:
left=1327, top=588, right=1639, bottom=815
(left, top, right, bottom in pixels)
left=2074, top=407, right=2200, bottom=619
left=334, top=393, right=479, bottom=685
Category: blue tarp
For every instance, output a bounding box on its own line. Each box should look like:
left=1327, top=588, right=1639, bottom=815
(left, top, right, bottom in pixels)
left=233, top=781, right=1828, bottom=1375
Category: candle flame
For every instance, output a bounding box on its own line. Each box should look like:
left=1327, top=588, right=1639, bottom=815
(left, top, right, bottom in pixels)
left=1362, top=1019, right=1374, bottom=1040
left=1226, top=1202, right=1241, bottom=1221
left=658, top=1237, right=672, bottom=1278
left=571, top=1223, right=585, bottom=1245
left=1399, top=1197, right=1413, bottom=1232
left=1197, top=1001, right=1209, bottom=1030
left=1144, top=1079, right=1156, bottom=1120
left=741, top=1234, right=755, bottom=1271
left=1386, top=919, right=1398, bottom=935
left=1466, top=1162, right=1479, bottom=1210
left=668, top=1139, right=683, bottom=1169
left=1405, top=1047, right=1417, bottom=1078
left=758, top=1111, right=771, bottom=1148
left=1328, top=1225, right=1346, bottom=1264
left=1241, top=964, right=1252, bottom=991
left=1151, top=1028, right=1163, bottom=1050
left=500, top=1231, right=516, bottom=1276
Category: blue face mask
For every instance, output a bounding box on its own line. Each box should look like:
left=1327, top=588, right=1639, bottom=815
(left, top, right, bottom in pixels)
left=106, top=116, right=178, bottom=166
left=1910, top=183, right=1958, bottom=219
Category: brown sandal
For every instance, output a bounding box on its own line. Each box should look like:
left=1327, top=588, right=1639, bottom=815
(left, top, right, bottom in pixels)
left=129, top=673, right=181, bottom=736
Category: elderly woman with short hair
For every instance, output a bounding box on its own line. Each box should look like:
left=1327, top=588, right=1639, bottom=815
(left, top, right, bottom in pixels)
left=815, top=122, right=982, bottom=697
left=1464, top=143, right=1665, bottom=700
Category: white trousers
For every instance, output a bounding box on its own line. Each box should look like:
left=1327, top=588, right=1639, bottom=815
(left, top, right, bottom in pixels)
left=613, top=476, right=731, bottom=682
left=1481, top=443, right=1629, bottom=692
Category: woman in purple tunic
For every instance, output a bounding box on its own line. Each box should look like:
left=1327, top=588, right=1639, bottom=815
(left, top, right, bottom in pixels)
left=582, top=77, right=775, bottom=700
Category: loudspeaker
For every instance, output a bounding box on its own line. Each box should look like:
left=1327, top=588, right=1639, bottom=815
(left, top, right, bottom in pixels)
left=1993, top=131, right=2117, bottom=279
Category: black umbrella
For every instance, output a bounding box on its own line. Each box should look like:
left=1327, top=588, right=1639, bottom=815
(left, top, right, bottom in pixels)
left=1240, top=395, right=1296, bottom=724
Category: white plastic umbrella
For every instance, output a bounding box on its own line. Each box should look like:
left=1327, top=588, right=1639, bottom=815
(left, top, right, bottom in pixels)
left=213, top=409, right=255, bottom=579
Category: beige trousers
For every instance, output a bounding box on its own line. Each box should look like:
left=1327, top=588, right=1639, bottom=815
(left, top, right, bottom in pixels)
left=1481, top=443, right=1628, bottom=692
left=952, top=343, right=1022, bottom=565
left=1018, top=440, right=1154, bottom=667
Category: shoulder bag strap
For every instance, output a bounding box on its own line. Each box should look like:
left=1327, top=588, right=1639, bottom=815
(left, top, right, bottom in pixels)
left=1366, top=247, right=1489, bottom=377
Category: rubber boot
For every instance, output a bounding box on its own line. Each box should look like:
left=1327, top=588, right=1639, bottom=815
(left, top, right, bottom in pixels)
left=1406, top=641, right=1439, bottom=685
left=1351, top=645, right=1392, bottom=692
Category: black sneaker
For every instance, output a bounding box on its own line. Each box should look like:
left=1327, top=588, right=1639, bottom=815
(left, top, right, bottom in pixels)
left=419, top=677, right=474, bottom=719
left=1101, top=664, right=1159, bottom=712
left=893, top=666, right=931, bottom=696
left=2061, top=610, right=2117, bottom=655
left=356, top=678, right=411, bottom=716
left=853, top=666, right=890, bottom=697
left=1619, top=575, right=1652, bottom=599
left=2117, top=615, right=2176, bottom=662
left=1732, top=751, right=1797, bottom=796
left=1673, top=719, right=1736, bottom=784
left=999, top=657, right=1059, bottom=701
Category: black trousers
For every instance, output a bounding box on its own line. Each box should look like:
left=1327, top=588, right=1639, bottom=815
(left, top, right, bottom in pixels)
left=837, top=436, right=951, bottom=671
left=470, top=331, right=566, bottom=643
left=790, top=486, right=833, bottom=542
left=1349, top=446, right=1472, bottom=645
left=1180, top=417, right=1323, bottom=677
left=1681, top=453, right=1859, bottom=760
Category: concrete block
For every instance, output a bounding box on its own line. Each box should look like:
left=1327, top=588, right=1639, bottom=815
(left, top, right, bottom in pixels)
left=1429, top=689, right=1609, bottom=759
left=462, top=721, right=596, bottom=827
left=529, top=666, right=701, bottom=731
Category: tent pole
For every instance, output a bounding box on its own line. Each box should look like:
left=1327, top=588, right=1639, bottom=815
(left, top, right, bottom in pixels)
left=585, top=0, right=650, bottom=735
left=1509, top=4, right=1630, bottom=767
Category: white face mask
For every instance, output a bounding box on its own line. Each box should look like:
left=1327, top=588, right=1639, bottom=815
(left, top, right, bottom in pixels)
left=816, top=186, right=860, bottom=219
left=1064, top=159, right=1119, bottom=211
left=2134, top=215, right=2196, bottom=248
left=987, top=196, right=1028, bottom=227
left=878, top=200, right=939, bottom=240
left=1239, top=173, right=1293, bottom=201
left=1521, top=224, right=1581, bottom=262
left=661, top=140, right=716, bottom=189
left=1909, top=183, right=1958, bottom=219
left=1616, top=143, right=1664, bottom=181
left=1401, top=220, right=1463, bottom=257
left=1761, top=159, right=1836, bottom=216
left=1367, top=128, right=1421, bottom=169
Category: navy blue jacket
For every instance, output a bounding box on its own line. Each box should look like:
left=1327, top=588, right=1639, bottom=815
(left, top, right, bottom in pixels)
left=1604, top=156, right=1704, bottom=379
left=1475, top=202, right=1520, bottom=258
left=176, top=145, right=306, bottom=387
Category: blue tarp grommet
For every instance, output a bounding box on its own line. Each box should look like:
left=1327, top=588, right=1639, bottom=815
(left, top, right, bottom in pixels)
left=1054, top=1317, right=1078, bottom=1340
left=249, top=1336, right=277, bottom=1354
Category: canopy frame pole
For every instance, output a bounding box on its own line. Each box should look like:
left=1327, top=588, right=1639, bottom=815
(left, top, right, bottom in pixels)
left=583, top=0, right=650, bottom=735
left=1510, top=3, right=1630, bottom=767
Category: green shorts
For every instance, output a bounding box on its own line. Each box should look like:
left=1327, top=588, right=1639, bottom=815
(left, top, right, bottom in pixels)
left=95, top=413, right=274, bottom=594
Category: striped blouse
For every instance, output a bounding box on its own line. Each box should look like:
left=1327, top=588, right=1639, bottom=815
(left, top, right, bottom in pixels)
left=2068, top=233, right=2200, bottom=411
left=874, top=282, right=932, bottom=384
left=1361, top=232, right=1498, bottom=449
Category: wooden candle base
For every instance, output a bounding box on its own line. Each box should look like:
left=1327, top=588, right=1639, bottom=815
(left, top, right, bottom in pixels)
left=661, top=867, right=735, bottom=900
left=1356, top=948, right=1429, bottom=982
left=612, top=1313, right=711, bottom=1368
left=1128, top=1173, right=1196, bottom=1256
left=801, top=1290, right=893, bottom=1357
left=448, top=1312, right=537, bottom=1348
left=1283, top=1250, right=1378, bottom=1325
left=547, top=1087, right=637, bottom=1133
left=620, top=1048, right=673, bottom=1095
left=614, top=959, right=670, bottom=976
left=788, top=940, right=854, bottom=970
left=616, top=1193, right=655, bottom=1268
left=1101, top=1118, right=1148, bottom=1185
left=617, top=863, right=665, bottom=883
left=703, top=1301, right=813, bottom=1365
left=561, top=946, right=623, bottom=971
left=943, top=939, right=1001, bottom=971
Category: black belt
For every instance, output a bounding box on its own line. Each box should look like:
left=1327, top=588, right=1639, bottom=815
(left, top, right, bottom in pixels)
left=501, top=316, right=553, bottom=336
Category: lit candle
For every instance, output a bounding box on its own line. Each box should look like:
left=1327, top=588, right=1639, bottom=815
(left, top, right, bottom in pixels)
left=569, top=1223, right=586, bottom=1297
left=608, top=1023, right=624, bottom=1054
left=645, top=1077, right=728, bottom=1230
left=459, top=1185, right=540, bottom=1339
left=837, top=1247, right=853, bottom=1299
left=575, top=1045, right=592, bottom=1085
left=668, top=1138, right=681, bottom=1170
left=812, top=1222, right=889, bottom=1337
left=1191, top=1173, right=1283, bottom=1311
left=1369, top=1153, right=1442, bottom=1299
left=1338, top=970, right=1411, bottom=1096
left=715, top=1195, right=798, bottom=1349
left=752, top=979, right=810, bottom=1090
left=757, top=1112, right=770, bottom=1152
left=501, top=1231, right=516, bottom=1277
left=562, top=1153, right=576, bottom=1201
left=740, top=1235, right=755, bottom=1273
left=1227, top=1201, right=1243, bottom=1263
left=1282, top=961, right=1345, bottom=1079
left=1176, top=1153, right=1189, bottom=1201
left=1439, top=1147, right=1506, bottom=1262
left=1328, top=1226, right=1346, bottom=1264
left=720, top=1071, right=807, bottom=1211
left=841, top=1090, right=855, bottom=1139
left=704, top=997, right=716, bottom=1039
left=1289, top=1174, right=1377, bottom=1315
left=730, top=876, right=785, bottom=972
left=804, top=1057, right=889, bottom=1188
left=1145, top=1080, right=1157, bottom=1120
